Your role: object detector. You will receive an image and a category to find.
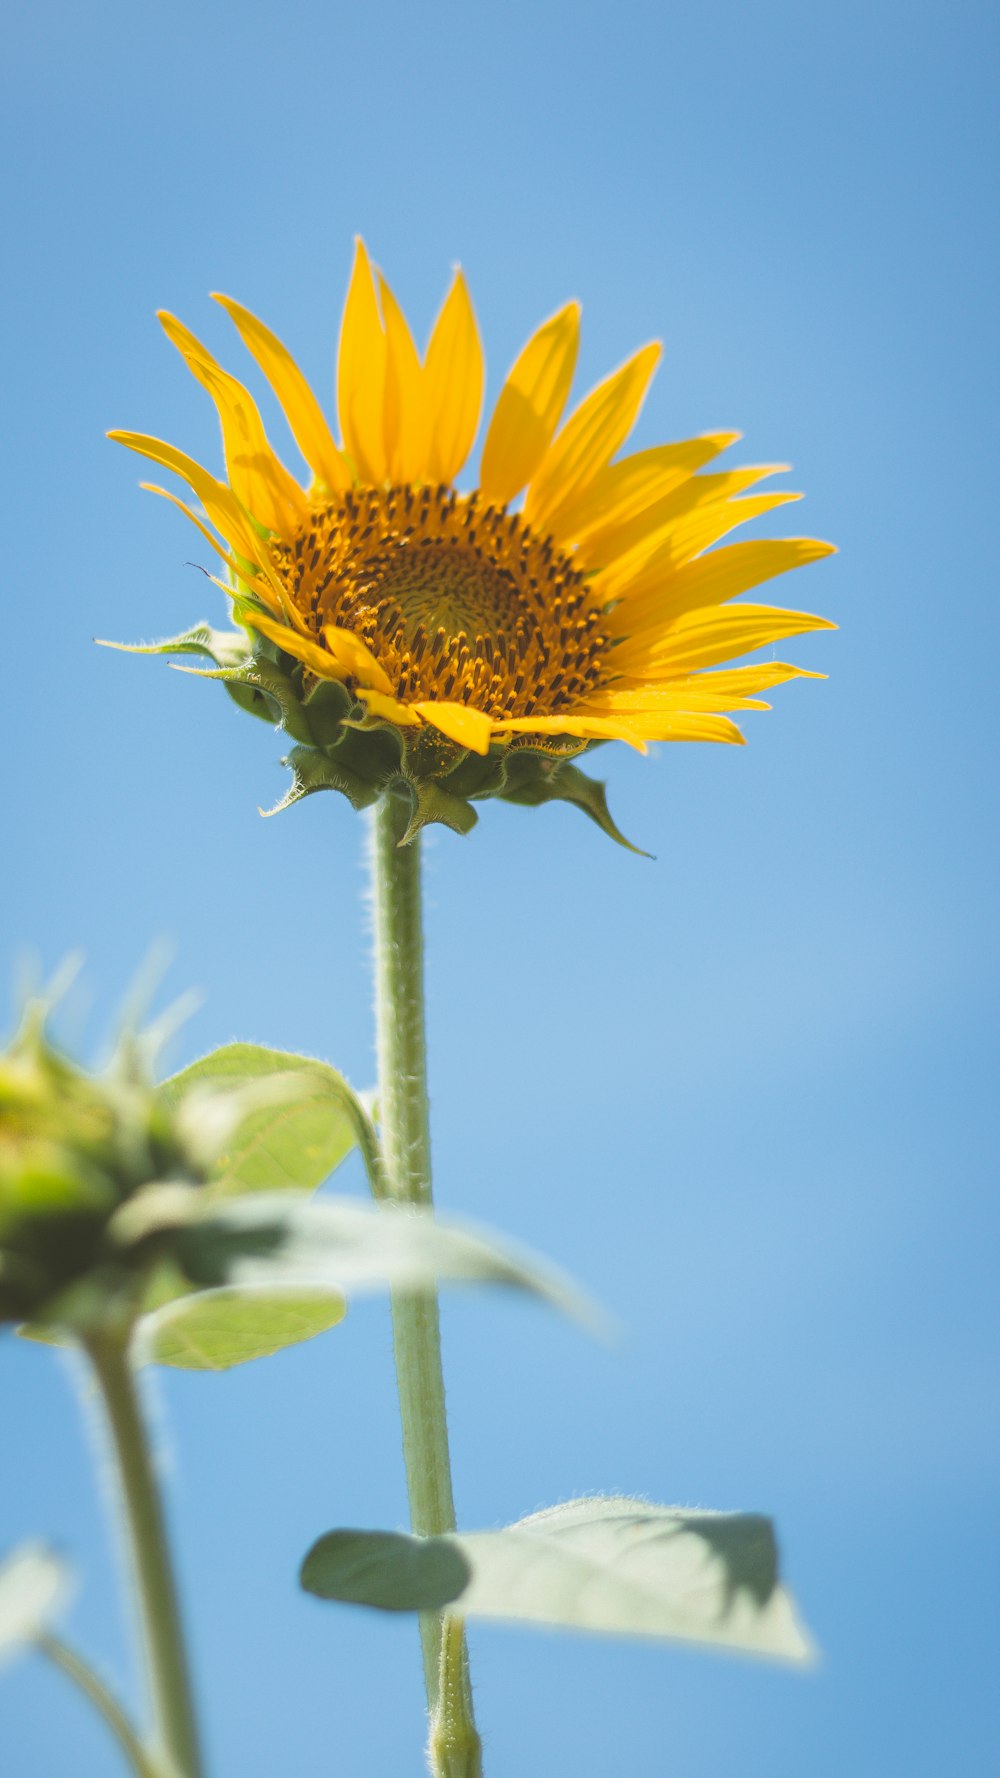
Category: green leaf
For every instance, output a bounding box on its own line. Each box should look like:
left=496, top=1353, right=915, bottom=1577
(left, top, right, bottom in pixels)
left=0, top=1545, right=69, bottom=1663
left=136, top=1285, right=347, bottom=1370
left=300, top=1497, right=812, bottom=1663
left=171, top=1192, right=593, bottom=1325
left=159, top=1044, right=363, bottom=1194
left=300, top=1530, right=470, bottom=1612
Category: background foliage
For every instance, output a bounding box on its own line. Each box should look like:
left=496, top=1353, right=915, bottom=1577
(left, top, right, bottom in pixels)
left=2, top=0, right=998, bottom=1773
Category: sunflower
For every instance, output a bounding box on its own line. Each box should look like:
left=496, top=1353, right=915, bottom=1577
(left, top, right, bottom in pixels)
left=108, top=240, right=834, bottom=840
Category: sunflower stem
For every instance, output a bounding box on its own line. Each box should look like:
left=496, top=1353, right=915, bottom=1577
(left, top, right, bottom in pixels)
left=38, top=1632, right=172, bottom=1778
left=371, top=793, right=482, bottom=1778
left=82, top=1328, right=202, bottom=1778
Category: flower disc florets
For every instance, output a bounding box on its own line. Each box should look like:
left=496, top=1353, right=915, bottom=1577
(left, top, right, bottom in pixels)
left=108, top=239, right=835, bottom=842
left=274, top=485, right=608, bottom=722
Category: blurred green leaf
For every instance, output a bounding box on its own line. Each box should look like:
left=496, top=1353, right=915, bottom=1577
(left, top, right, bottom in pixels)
left=300, top=1497, right=812, bottom=1663
left=137, top=1285, right=347, bottom=1370
left=159, top=1044, right=363, bottom=1194
left=0, top=1545, right=69, bottom=1664
left=300, top=1530, right=470, bottom=1612
left=16, top=1321, right=69, bottom=1350
left=28, top=1188, right=590, bottom=1366
left=172, top=1192, right=593, bottom=1324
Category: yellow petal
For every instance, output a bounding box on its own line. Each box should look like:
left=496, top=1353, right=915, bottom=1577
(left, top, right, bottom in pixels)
left=589, top=662, right=822, bottom=713
left=578, top=462, right=789, bottom=573
left=620, top=710, right=745, bottom=744
left=109, top=430, right=271, bottom=578
left=157, top=312, right=306, bottom=535
left=586, top=683, right=771, bottom=714
left=244, top=609, right=343, bottom=678
left=211, top=293, right=351, bottom=493
left=337, top=238, right=387, bottom=484
left=489, top=712, right=647, bottom=752
left=524, top=342, right=662, bottom=533
left=681, top=662, right=825, bottom=695
left=550, top=433, right=740, bottom=546
left=561, top=702, right=748, bottom=743
left=602, top=492, right=802, bottom=609
left=358, top=689, right=421, bottom=727
left=413, top=700, right=492, bottom=754
left=620, top=602, right=837, bottom=676
left=138, top=481, right=239, bottom=568
left=321, top=623, right=394, bottom=696
left=423, top=270, right=484, bottom=485
left=479, top=301, right=581, bottom=506
left=611, top=537, right=837, bottom=638
left=378, top=272, right=428, bottom=484
left=113, top=428, right=296, bottom=626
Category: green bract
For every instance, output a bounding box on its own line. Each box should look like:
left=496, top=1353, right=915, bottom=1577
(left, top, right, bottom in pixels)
left=109, top=623, right=644, bottom=848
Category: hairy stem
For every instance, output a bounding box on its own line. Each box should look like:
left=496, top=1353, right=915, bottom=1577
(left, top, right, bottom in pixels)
left=371, top=793, right=482, bottom=1778
left=84, top=1330, right=202, bottom=1778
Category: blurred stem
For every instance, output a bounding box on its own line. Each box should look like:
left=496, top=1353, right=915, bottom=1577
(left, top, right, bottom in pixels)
left=38, top=1632, right=169, bottom=1778
left=83, top=1329, right=202, bottom=1778
left=371, top=794, right=482, bottom=1778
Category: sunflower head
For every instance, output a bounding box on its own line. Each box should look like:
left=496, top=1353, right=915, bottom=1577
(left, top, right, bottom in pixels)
left=0, top=1004, right=251, bottom=1330
left=107, top=239, right=835, bottom=845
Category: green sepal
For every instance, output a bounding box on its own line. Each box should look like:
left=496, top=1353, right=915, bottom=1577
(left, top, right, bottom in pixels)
left=437, top=746, right=511, bottom=801
left=434, top=734, right=586, bottom=807
left=99, top=621, right=294, bottom=730
left=173, top=655, right=309, bottom=734
left=399, top=779, right=479, bottom=845
left=97, top=622, right=249, bottom=669
left=299, top=677, right=357, bottom=748
left=263, top=745, right=381, bottom=817
left=328, top=717, right=405, bottom=783
left=500, top=756, right=650, bottom=855
left=109, top=618, right=649, bottom=849
left=399, top=724, right=468, bottom=784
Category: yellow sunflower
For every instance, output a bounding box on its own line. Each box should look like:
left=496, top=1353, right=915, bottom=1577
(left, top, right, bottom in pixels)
left=108, top=239, right=835, bottom=841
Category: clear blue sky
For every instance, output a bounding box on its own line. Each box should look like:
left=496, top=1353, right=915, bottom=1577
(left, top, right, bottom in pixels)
left=2, top=1, right=998, bottom=1773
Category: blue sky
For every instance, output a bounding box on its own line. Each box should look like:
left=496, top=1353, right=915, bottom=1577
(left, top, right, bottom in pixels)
left=2, top=0, right=998, bottom=1773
